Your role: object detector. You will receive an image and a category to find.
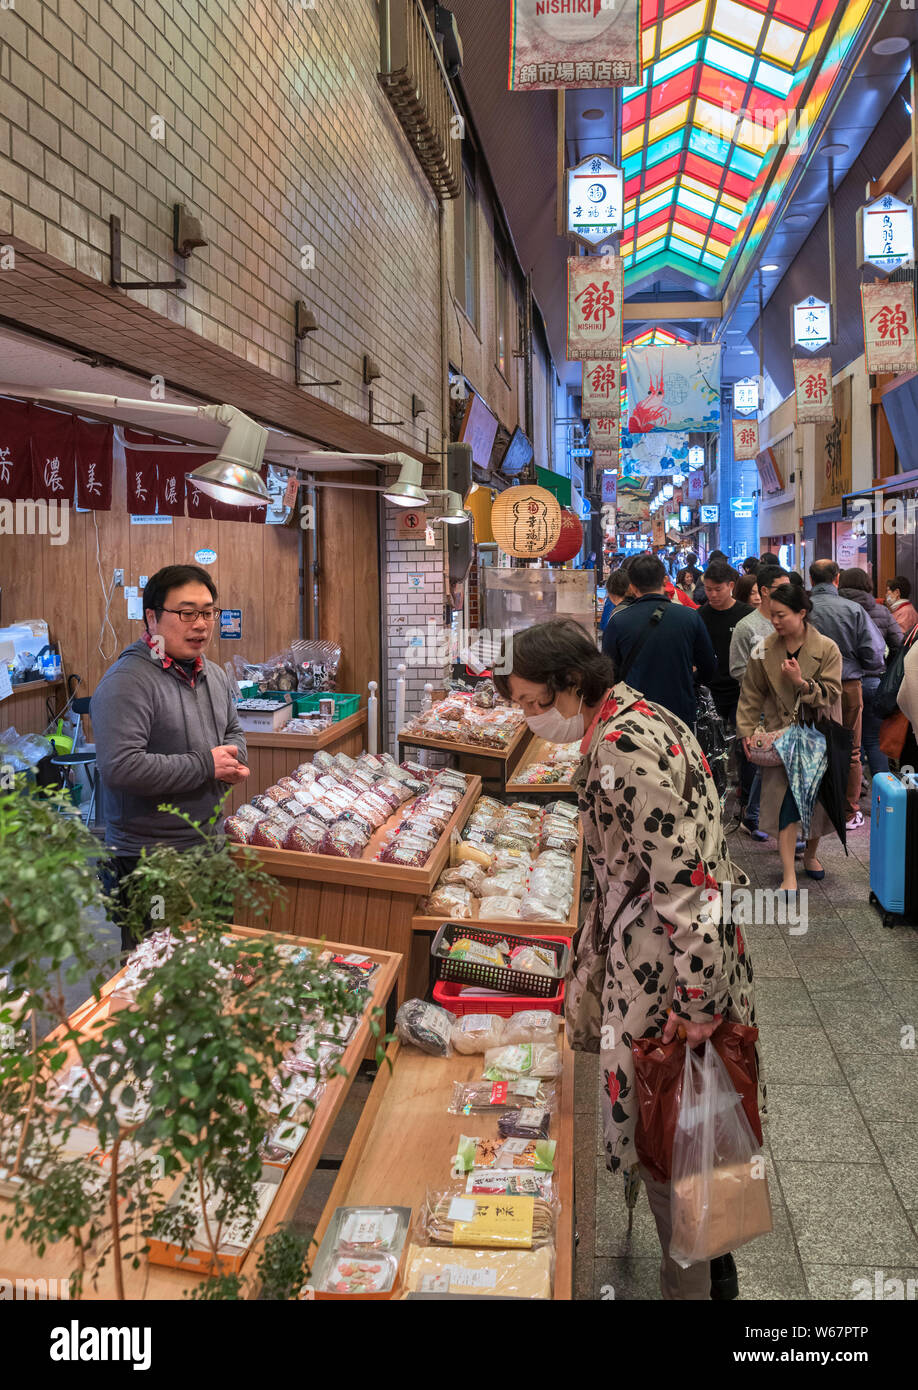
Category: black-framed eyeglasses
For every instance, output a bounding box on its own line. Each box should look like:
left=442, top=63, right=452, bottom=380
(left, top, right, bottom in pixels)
left=161, top=607, right=222, bottom=624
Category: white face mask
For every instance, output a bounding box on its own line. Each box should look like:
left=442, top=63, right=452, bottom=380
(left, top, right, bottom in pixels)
left=525, top=694, right=585, bottom=744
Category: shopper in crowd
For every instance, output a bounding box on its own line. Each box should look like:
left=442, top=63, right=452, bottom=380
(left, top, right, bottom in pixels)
left=92, top=564, right=250, bottom=951
left=729, top=565, right=789, bottom=840
left=885, top=575, right=918, bottom=637
left=741, top=556, right=760, bottom=577
left=692, top=549, right=728, bottom=606
left=735, top=574, right=760, bottom=607
left=496, top=618, right=758, bottom=1301
left=675, top=566, right=699, bottom=600
left=897, top=637, right=918, bottom=770
left=600, top=569, right=633, bottom=634
left=736, top=584, right=843, bottom=889
left=808, top=559, right=884, bottom=829
left=759, top=551, right=780, bottom=567
left=698, top=560, right=754, bottom=835
left=838, top=567, right=903, bottom=777
left=602, top=553, right=717, bottom=728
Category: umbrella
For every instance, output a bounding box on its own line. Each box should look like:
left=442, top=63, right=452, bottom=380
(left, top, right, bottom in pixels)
left=773, top=723, right=828, bottom=838
left=812, top=714, right=854, bottom=852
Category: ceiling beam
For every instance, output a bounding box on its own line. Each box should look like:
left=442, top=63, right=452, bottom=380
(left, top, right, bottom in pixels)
left=865, top=137, right=911, bottom=199
left=623, top=301, right=722, bottom=321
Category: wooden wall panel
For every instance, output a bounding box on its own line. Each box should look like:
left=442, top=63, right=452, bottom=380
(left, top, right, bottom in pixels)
left=318, top=476, right=380, bottom=701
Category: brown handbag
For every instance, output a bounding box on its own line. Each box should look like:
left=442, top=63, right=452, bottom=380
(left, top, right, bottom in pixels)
left=878, top=710, right=909, bottom=760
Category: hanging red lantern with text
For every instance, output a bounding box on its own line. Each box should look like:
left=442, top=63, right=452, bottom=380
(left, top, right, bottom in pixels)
left=543, top=508, right=583, bottom=563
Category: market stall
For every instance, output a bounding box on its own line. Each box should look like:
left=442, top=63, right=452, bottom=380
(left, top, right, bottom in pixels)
left=0, top=926, right=402, bottom=1300
left=504, top=737, right=582, bottom=798
left=226, top=708, right=369, bottom=814
left=397, top=689, right=533, bottom=794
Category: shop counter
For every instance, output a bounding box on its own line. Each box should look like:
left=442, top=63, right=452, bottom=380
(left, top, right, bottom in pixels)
left=397, top=721, right=533, bottom=794
left=307, top=1035, right=576, bottom=1300
left=0, top=925, right=402, bottom=1301
left=226, top=707, right=368, bottom=814
left=232, top=776, right=483, bottom=1001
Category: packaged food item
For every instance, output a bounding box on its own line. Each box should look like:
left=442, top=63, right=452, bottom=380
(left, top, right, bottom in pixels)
left=234, top=803, right=265, bottom=825
left=351, top=796, right=388, bottom=830
left=395, top=998, right=455, bottom=1057
left=335, top=809, right=375, bottom=842
left=509, top=944, right=558, bottom=977
left=447, top=937, right=507, bottom=968
left=377, top=835, right=435, bottom=867
left=544, top=800, right=579, bottom=822
left=284, top=820, right=326, bottom=852
left=497, top=1107, right=551, bottom=1140
left=479, top=869, right=526, bottom=899
left=333, top=752, right=357, bottom=774
left=319, top=824, right=369, bottom=859
left=261, top=1120, right=309, bottom=1164
left=472, top=678, right=497, bottom=708
left=454, top=841, right=492, bottom=869
left=424, top=884, right=473, bottom=920
left=337, top=1207, right=407, bottom=1252
left=400, top=814, right=446, bottom=840
left=318, top=1254, right=398, bottom=1295
left=433, top=769, right=469, bottom=792
left=223, top=814, right=259, bottom=844
left=500, top=1011, right=561, bottom=1046
left=265, top=784, right=290, bottom=803
left=401, top=1244, right=553, bottom=1298
left=454, top=1135, right=557, bottom=1172
left=306, top=799, right=338, bottom=828
left=466, top=1169, right=554, bottom=1200
left=359, top=754, right=388, bottom=774
left=449, top=1013, right=506, bottom=1055
left=250, top=794, right=278, bottom=815
left=519, top=895, right=567, bottom=924
left=477, top=896, right=521, bottom=921
left=294, top=763, right=317, bottom=782
left=266, top=806, right=295, bottom=829
left=277, top=776, right=302, bottom=795
left=252, top=820, right=288, bottom=849
left=490, top=848, right=532, bottom=873
left=483, top=1043, right=562, bottom=1080
left=421, top=1190, right=553, bottom=1249
left=313, top=750, right=336, bottom=772
left=440, top=862, right=486, bottom=895
left=508, top=801, right=543, bottom=820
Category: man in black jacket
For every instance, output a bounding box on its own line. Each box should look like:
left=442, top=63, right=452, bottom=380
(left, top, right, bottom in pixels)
left=602, top=554, right=717, bottom=728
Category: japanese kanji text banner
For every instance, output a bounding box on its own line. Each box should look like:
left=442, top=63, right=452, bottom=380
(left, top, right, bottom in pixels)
left=567, top=254, right=623, bottom=361
left=861, top=282, right=918, bottom=375
left=793, top=358, right=833, bottom=424
left=509, top=0, right=640, bottom=91
left=733, top=418, right=760, bottom=461
left=581, top=359, right=621, bottom=418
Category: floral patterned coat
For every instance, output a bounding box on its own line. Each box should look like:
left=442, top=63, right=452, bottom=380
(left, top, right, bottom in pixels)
left=572, top=682, right=760, bottom=1175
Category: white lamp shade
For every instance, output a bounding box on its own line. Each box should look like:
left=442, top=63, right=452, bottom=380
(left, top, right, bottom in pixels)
left=187, top=458, right=269, bottom=505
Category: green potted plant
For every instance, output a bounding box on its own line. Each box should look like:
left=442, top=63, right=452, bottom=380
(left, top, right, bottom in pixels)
left=0, top=782, right=388, bottom=1300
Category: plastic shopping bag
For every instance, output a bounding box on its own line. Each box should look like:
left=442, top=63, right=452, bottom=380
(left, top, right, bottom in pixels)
left=669, top=1043, right=772, bottom=1268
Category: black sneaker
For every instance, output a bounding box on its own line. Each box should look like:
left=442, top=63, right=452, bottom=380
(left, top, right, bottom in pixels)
left=710, top=1252, right=739, bottom=1300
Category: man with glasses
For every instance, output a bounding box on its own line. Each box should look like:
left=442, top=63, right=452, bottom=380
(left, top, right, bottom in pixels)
left=92, top=564, right=249, bottom=950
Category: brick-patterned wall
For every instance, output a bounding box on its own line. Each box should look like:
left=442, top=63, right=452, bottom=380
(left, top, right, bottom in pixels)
left=0, top=0, right=441, bottom=453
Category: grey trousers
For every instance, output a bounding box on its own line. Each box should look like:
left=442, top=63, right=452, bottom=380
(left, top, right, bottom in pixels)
left=639, top=1166, right=711, bottom=1300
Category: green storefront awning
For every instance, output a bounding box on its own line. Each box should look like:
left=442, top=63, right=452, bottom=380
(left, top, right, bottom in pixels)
left=536, top=466, right=572, bottom=509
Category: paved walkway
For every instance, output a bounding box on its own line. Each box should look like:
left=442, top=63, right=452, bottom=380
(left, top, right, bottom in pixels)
left=575, top=813, right=918, bottom=1301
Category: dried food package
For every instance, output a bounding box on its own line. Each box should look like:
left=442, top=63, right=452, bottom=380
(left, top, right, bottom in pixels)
left=507, top=801, right=543, bottom=820
left=446, top=937, right=508, bottom=968
left=250, top=794, right=278, bottom=815
left=223, top=814, right=259, bottom=844
left=476, top=896, right=521, bottom=921
left=497, top=1107, right=552, bottom=1140
left=265, top=784, right=290, bottom=804
left=333, top=752, right=357, bottom=774
left=466, top=1169, right=554, bottom=1200
left=351, top=796, right=388, bottom=830
left=401, top=1244, right=553, bottom=1299
left=454, top=1135, right=557, bottom=1173
left=449, top=1013, right=506, bottom=1056
left=265, top=807, right=296, bottom=830
left=483, top=1043, right=562, bottom=1080
left=455, top=841, right=493, bottom=869
left=313, top=750, right=336, bottom=772
left=544, top=800, right=579, bottom=823
left=234, top=803, right=265, bottom=825
left=284, top=819, right=326, bottom=852
left=319, top=824, right=369, bottom=859
left=335, top=809, right=376, bottom=841
left=433, top=769, right=469, bottom=793
left=421, top=1190, right=554, bottom=1249
left=501, top=1011, right=561, bottom=1046
left=294, top=762, right=317, bottom=783
left=306, top=799, right=339, bottom=828
left=490, top=847, right=532, bottom=873
left=395, top=998, right=456, bottom=1057
left=440, top=862, right=486, bottom=895
left=424, top=884, right=473, bottom=919
left=510, top=944, right=562, bottom=977
left=479, top=868, right=526, bottom=900
left=277, top=776, right=302, bottom=795
left=252, top=820, right=288, bottom=849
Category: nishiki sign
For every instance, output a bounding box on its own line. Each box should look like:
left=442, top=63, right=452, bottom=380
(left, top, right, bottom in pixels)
left=566, top=254, right=624, bottom=361
left=793, top=358, right=833, bottom=424
left=581, top=359, right=621, bottom=417
left=861, top=283, right=918, bottom=376
left=509, top=0, right=641, bottom=91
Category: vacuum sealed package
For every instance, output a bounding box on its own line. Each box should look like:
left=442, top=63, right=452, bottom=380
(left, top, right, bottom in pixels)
left=509, top=944, right=558, bottom=977
left=305, top=799, right=338, bottom=828
left=479, top=868, right=526, bottom=899
left=544, top=800, right=579, bottom=823
left=319, top=823, right=369, bottom=859
left=284, top=818, right=327, bottom=852
left=265, top=784, right=291, bottom=804
left=501, top=1011, right=561, bottom=1046
left=395, top=998, right=456, bottom=1057
left=447, top=937, right=508, bottom=968
left=377, top=835, right=434, bottom=868
left=450, top=1012, right=505, bottom=1055
left=424, top=884, right=473, bottom=920
left=440, top=862, right=486, bottom=895
left=497, top=1106, right=552, bottom=1140
left=294, top=763, right=317, bottom=782
left=420, top=1190, right=554, bottom=1249
left=477, top=896, right=521, bottom=921
left=351, top=796, right=388, bottom=830
left=466, top=1169, right=554, bottom=1200
left=448, top=1079, right=553, bottom=1113
left=234, top=803, right=265, bottom=826
left=261, top=1120, right=309, bottom=1165
left=335, top=809, right=376, bottom=842
left=401, top=1244, right=554, bottom=1299
left=454, top=1135, right=557, bottom=1173
left=252, top=820, right=287, bottom=849
left=483, top=1043, right=562, bottom=1080
left=312, top=750, right=336, bottom=772
left=277, top=776, right=302, bottom=796
left=454, top=841, right=492, bottom=869
left=250, top=794, right=278, bottom=815
left=507, top=801, right=543, bottom=820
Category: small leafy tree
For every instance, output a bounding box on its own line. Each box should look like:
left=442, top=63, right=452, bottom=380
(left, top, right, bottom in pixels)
left=0, top=780, right=388, bottom=1299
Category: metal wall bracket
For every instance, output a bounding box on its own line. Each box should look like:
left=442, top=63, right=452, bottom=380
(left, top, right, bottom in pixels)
left=368, top=389, right=404, bottom=426
left=294, top=338, right=341, bottom=388
left=109, top=216, right=186, bottom=290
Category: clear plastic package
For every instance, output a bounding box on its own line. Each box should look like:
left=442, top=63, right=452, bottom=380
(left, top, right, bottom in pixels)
left=479, top=869, right=526, bottom=899
left=454, top=1135, right=557, bottom=1172
left=448, top=1078, right=553, bottom=1113
left=424, top=884, right=473, bottom=919
left=420, top=1189, right=554, bottom=1248
left=294, top=763, right=317, bottom=782
left=466, top=1169, right=554, bottom=1200
left=319, top=824, right=369, bottom=859
left=509, top=944, right=558, bottom=976
left=234, top=803, right=265, bottom=825
left=449, top=1012, right=506, bottom=1055
left=477, top=896, right=521, bottom=920
left=454, top=841, right=492, bottom=869
left=317, top=1255, right=397, bottom=1295
left=395, top=998, right=455, bottom=1056
left=500, top=1011, right=561, bottom=1046
left=483, top=1043, right=562, bottom=1079
left=284, top=819, right=326, bottom=852
left=351, top=796, right=388, bottom=830
left=401, top=1243, right=554, bottom=1298
left=252, top=820, right=287, bottom=849
left=265, top=784, right=290, bottom=803
left=497, top=1106, right=552, bottom=1140
left=440, top=862, right=486, bottom=895
left=250, top=794, right=278, bottom=815
left=223, top=814, right=260, bottom=844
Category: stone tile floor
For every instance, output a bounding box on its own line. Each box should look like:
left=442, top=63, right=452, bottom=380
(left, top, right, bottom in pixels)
left=575, top=807, right=918, bottom=1301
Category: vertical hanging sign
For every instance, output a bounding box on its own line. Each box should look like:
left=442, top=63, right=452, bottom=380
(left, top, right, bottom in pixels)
left=581, top=359, right=621, bottom=418
left=792, top=358, right=833, bottom=424
left=732, top=419, right=760, bottom=461
left=861, top=282, right=918, bottom=375
left=566, top=253, right=623, bottom=362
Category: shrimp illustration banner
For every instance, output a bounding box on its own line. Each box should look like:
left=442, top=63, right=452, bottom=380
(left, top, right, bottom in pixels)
left=626, top=344, right=722, bottom=433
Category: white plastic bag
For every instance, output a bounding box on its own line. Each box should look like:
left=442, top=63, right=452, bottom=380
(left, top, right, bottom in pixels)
left=669, top=1043, right=772, bottom=1268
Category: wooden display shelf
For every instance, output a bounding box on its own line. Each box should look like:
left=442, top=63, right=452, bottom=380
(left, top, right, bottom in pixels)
left=411, top=825, right=584, bottom=937
left=233, top=777, right=482, bottom=1000
left=308, top=1035, right=576, bottom=1300
left=398, top=721, right=533, bottom=794
left=0, top=925, right=401, bottom=1301
left=505, top=735, right=581, bottom=797
left=226, top=708, right=368, bottom=814
left=5, top=677, right=63, bottom=699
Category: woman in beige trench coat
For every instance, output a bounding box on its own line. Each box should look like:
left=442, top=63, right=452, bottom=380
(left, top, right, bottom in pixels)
left=736, top=583, right=842, bottom=892
left=496, top=619, right=759, bottom=1302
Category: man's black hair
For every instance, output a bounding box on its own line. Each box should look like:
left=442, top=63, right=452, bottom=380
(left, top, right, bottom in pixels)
left=143, top=565, right=217, bottom=631
left=629, top=554, right=667, bottom=594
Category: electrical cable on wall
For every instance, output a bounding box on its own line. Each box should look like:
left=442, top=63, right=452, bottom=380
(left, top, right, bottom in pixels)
left=93, top=510, right=118, bottom=662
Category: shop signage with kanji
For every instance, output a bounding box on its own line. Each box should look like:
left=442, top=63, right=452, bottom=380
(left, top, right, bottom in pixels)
left=509, top=0, right=641, bottom=91
left=792, top=296, right=831, bottom=352
left=588, top=415, right=620, bottom=452
left=733, top=378, right=759, bottom=414
left=857, top=194, right=914, bottom=274
left=581, top=358, right=621, bottom=417
left=861, top=282, right=918, bottom=375
left=567, top=155, right=623, bottom=246
left=733, top=419, right=760, bottom=461
left=793, top=358, right=833, bottom=424
left=567, top=254, right=624, bottom=361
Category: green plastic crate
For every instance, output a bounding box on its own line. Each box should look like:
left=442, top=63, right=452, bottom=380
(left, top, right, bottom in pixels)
left=238, top=689, right=359, bottom=721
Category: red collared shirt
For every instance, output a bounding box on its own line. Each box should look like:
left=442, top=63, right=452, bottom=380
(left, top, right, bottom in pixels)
left=143, top=630, right=204, bottom=687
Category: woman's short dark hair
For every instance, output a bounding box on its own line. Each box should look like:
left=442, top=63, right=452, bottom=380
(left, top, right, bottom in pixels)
left=605, top=568, right=631, bottom=599
left=788, top=570, right=804, bottom=588
left=143, top=564, right=217, bottom=630
left=741, top=556, right=759, bottom=575
left=839, top=567, right=871, bottom=592
left=889, top=574, right=912, bottom=599
left=493, top=619, right=615, bottom=706
left=735, top=574, right=758, bottom=604
left=769, top=582, right=812, bottom=618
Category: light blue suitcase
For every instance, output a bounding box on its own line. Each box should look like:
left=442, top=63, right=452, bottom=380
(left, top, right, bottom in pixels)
left=869, top=772, right=918, bottom=926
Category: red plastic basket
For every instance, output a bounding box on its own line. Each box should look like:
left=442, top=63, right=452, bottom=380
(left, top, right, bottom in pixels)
left=432, top=952, right=566, bottom=1017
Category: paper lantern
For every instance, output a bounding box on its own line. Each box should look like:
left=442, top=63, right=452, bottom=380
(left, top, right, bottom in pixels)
left=543, top=508, right=584, bottom=563
left=491, top=485, right=562, bottom=559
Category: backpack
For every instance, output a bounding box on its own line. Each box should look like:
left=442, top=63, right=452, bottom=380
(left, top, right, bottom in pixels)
left=875, top=625, right=918, bottom=719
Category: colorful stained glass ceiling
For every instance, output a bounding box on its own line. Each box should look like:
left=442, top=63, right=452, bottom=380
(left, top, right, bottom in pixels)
left=620, top=0, right=867, bottom=288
